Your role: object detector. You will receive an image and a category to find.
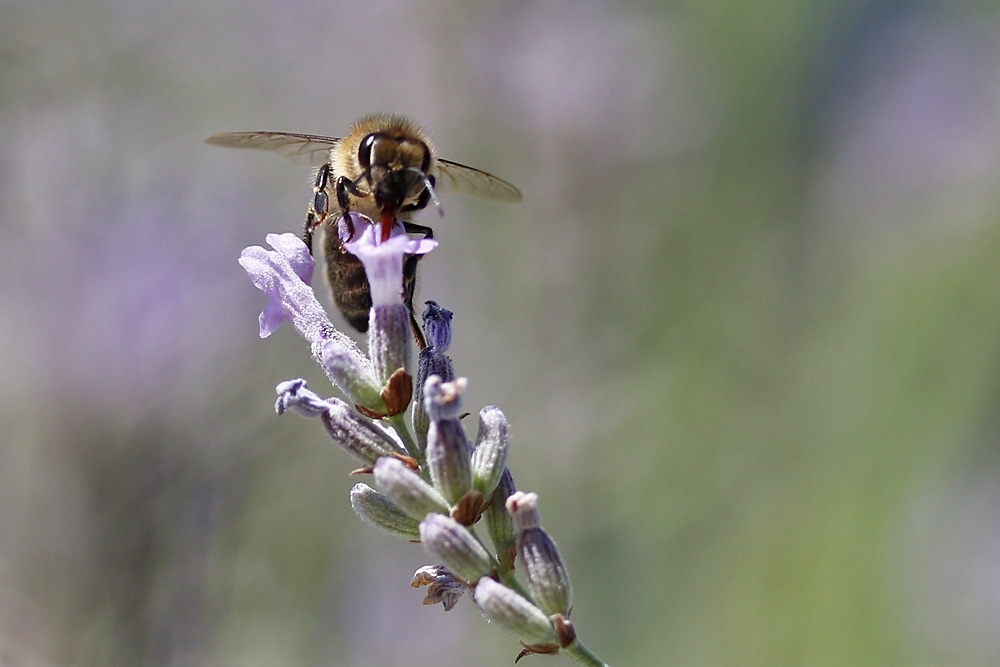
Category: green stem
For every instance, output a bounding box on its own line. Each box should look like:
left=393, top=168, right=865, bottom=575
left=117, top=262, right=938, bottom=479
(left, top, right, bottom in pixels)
left=386, top=413, right=425, bottom=472
left=563, top=640, right=608, bottom=667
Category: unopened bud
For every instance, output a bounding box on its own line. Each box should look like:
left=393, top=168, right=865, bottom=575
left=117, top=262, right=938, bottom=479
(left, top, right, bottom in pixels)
left=471, top=406, right=509, bottom=498
left=422, top=301, right=453, bottom=353
left=320, top=399, right=407, bottom=465
left=321, top=341, right=385, bottom=414
left=508, top=491, right=573, bottom=616
left=419, top=514, right=493, bottom=584
left=373, top=457, right=450, bottom=520
left=484, top=468, right=517, bottom=569
left=473, top=577, right=558, bottom=647
left=427, top=418, right=472, bottom=506
left=350, top=483, right=420, bottom=539
left=412, top=347, right=455, bottom=451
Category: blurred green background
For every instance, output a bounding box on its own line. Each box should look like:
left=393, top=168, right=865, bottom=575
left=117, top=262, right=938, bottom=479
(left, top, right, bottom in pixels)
left=3, top=0, right=1000, bottom=665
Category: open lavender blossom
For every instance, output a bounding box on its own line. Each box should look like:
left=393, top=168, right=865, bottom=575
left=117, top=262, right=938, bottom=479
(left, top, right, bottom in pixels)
left=238, top=233, right=320, bottom=339
left=342, top=214, right=437, bottom=306
left=239, top=233, right=364, bottom=369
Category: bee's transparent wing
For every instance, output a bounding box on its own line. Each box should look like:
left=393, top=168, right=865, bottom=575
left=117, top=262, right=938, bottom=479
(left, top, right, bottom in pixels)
left=205, top=132, right=339, bottom=167
left=434, top=159, right=522, bottom=203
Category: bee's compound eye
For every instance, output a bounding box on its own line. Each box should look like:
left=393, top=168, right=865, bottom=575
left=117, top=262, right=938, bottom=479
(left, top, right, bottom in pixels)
left=358, top=133, right=377, bottom=170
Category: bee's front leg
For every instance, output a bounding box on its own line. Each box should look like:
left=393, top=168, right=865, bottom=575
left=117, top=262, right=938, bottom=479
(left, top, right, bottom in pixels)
left=303, top=163, right=334, bottom=254
left=335, top=174, right=369, bottom=241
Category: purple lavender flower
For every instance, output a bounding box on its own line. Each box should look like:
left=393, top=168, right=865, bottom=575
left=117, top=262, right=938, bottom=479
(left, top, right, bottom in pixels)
left=239, top=232, right=367, bottom=382
left=238, top=233, right=322, bottom=339
left=342, top=214, right=437, bottom=306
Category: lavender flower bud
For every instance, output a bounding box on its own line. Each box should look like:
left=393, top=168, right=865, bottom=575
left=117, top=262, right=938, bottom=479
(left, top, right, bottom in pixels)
left=484, top=468, right=517, bottom=569
left=412, top=346, right=455, bottom=452
left=350, top=483, right=421, bottom=540
left=373, top=457, right=450, bottom=520
left=419, top=514, right=493, bottom=584
left=274, top=379, right=328, bottom=417
left=411, top=564, right=466, bottom=611
left=471, top=406, right=509, bottom=498
left=321, top=340, right=384, bottom=413
left=274, top=380, right=405, bottom=464
left=473, top=577, right=558, bottom=647
left=427, top=420, right=472, bottom=506
left=321, top=399, right=408, bottom=465
left=422, top=300, right=453, bottom=353
left=508, top=492, right=573, bottom=617
left=424, top=377, right=472, bottom=505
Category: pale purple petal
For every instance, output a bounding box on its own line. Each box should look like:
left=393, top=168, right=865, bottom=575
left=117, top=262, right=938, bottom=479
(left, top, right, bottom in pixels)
left=265, top=232, right=314, bottom=283
left=238, top=233, right=330, bottom=343
left=342, top=214, right=438, bottom=306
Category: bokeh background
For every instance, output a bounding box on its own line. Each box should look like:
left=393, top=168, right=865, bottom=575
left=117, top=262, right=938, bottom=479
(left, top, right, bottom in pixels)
left=3, top=0, right=1000, bottom=665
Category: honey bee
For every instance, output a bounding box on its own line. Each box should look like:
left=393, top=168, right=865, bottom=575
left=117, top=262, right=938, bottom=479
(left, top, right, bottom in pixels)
left=207, top=114, right=522, bottom=347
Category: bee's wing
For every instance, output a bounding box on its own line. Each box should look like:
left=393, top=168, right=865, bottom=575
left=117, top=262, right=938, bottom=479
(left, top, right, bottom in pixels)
left=205, top=131, right=340, bottom=167
left=434, top=159, right=523, bottom=203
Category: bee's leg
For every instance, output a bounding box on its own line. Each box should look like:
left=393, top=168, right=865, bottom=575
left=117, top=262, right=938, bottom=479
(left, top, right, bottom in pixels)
left=302, top=210, right=317, bottom=255
left=408, top=308, right=428, bottom=350
left=399, top=223, right=433, bottom=350
left=403, top=254, right=428, bottom=350
left=303, top=164, right=333, bottom=255
left=312, top=164, right=331, bottom=221
left=335, top=174, right=369, bottom=241
left=402, top=222, right=434, bottom=239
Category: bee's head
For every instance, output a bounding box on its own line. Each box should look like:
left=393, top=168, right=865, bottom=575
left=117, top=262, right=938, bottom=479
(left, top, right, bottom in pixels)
left=358, top=132, right=434, bottom=213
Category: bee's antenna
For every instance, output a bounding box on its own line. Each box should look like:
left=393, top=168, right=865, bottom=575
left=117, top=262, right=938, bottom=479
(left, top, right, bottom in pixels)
left=424, top=174, right=443, bottom=217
